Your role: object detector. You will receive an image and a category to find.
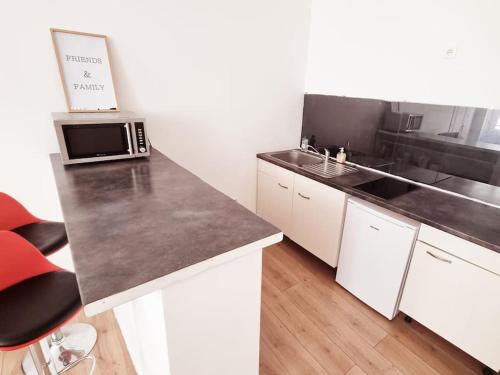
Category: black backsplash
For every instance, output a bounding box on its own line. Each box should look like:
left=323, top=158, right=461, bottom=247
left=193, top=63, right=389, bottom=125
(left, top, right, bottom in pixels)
left=301, top=94, right=500, bottom=206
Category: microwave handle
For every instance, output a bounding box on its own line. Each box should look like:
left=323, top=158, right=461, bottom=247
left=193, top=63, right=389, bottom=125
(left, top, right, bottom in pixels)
left=124, top=123, right=133, bottom=154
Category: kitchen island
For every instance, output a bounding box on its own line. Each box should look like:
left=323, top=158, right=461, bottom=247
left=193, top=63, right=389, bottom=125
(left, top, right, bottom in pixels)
left=50, top=148, right=281, bottom=375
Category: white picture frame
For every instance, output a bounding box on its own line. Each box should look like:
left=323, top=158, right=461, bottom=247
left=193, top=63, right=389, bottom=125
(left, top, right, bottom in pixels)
left=51, top=28, right=120, bottom=113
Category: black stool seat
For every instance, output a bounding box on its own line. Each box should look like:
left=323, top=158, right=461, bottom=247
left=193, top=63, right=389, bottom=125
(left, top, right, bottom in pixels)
left=0, top=271, right=81, bottom=347
left=13, top=221, right=68, bottom=256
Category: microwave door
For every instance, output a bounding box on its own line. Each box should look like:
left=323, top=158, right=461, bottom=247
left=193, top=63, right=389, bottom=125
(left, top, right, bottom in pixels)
left=62, top=123, right=132, bottom=160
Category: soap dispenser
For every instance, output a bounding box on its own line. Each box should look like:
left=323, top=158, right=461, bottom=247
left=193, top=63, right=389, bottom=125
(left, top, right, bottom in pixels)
left=336, top=147, right=347, bottom=163
left=301, top=136, right=308, bottom=150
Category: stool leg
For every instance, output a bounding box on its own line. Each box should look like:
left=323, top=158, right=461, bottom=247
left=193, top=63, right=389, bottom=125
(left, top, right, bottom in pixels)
left=49, top=323, right=96, bottom=352
left=27, top=341, right=56, bottom=375
left=50, top=330, right=64, bottom=344
left=22, top=323, right=97, bottom=374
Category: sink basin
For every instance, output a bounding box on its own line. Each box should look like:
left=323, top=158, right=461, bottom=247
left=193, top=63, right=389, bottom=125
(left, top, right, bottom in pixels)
left=302, top=162, right=358, bottom=179
left=268, top=149, right=358, bottom=178
left=269, top=150, right=323, bottom=167
left=269, top=150, right=358, bottom=178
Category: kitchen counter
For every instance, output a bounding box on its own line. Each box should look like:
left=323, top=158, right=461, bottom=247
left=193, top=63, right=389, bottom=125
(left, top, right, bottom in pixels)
left=51, top=148, right=279, bottom=307
left=433, top=176, right=500, bottom=207
left=258, top=150, right=500, bottom=253
left=378, top=129, right=500, bottom=154
left=51, top=148, right=282, bottom=375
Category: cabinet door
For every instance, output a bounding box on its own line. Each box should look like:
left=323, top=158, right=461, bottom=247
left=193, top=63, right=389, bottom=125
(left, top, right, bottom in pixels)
left=257, top=168, right=294, bottom=235
left=400, top=241, right=500, bottom=371
left=290, top=174, right=347, bottom=267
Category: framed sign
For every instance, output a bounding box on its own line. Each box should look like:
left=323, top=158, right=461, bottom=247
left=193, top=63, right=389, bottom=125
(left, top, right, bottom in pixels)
left=51, top=28, right=119, bottom=112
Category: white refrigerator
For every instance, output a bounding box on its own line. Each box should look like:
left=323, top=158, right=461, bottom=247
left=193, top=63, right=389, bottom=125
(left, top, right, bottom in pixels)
left=336, top=197, right=419, bottom=320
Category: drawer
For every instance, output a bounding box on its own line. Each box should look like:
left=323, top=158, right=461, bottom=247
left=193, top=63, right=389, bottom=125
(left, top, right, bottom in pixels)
left=257, top=159, right=294, bottom=185
left=418, top=224, right=500, bottom=275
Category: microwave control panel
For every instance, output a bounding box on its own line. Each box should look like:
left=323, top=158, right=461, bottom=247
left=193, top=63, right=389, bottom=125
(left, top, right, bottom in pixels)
left=134, top=122, right=147, bottom=153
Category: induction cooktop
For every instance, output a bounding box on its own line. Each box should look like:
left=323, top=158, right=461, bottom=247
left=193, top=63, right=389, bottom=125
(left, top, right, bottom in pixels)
left=354, top=177, right=420, bottom=200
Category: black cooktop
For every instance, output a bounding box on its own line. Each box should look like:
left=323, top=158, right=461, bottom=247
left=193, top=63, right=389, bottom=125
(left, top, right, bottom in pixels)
left=354, top=177, right=420, bottom=200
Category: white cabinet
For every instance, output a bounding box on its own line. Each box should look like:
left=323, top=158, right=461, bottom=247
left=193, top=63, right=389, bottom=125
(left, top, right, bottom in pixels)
left=289, top=174, right=346, bottom=267
left=257, top=160, right=347, bottom=267
left=257, top=160, right=294, bottom=235
left=400, top=225, right=500, bottom=372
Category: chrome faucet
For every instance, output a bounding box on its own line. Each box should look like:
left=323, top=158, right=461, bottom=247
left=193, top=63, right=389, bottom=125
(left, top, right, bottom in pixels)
left=324, top=148, right=330, bottom=161
left=302, top=144, right=330, bottom=161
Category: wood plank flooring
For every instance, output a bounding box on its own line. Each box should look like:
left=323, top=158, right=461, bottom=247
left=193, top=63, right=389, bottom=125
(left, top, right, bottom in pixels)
left=260, top=238, right=486, bottom=375
left=1, top=238, right=486, bottom=374
left=0, top=310, right=135, bottom=375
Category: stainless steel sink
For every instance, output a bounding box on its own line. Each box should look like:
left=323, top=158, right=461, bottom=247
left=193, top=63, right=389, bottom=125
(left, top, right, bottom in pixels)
left=301, top=161, right=358, bottom=178
left=269, top=150, right=323, bottom=167
left=268, top=149, right=358, bottom=178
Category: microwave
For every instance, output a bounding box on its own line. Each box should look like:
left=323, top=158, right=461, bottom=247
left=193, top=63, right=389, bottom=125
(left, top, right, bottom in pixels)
left=53, top=112, right=150, bottom=165
left=383, top=111, right=423, bottom=133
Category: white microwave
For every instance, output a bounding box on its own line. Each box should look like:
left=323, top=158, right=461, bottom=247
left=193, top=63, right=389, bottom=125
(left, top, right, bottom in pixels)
left=53, top=112, right=150, bottom=165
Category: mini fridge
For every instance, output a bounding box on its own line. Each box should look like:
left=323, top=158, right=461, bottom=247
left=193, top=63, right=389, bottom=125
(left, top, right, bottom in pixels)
left=336, top=197, right=419, bottom=320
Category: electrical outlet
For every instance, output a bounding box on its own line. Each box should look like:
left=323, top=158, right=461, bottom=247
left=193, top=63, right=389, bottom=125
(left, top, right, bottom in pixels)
left=445, top=47, right=457, bottom=59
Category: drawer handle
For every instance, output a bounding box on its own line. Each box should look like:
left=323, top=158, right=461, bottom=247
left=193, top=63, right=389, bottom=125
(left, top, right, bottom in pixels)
left=369, top=225, right=379, bottom=231
left=298, top=192, right=310, bottom=200
left=277, top=183, right=288, bottom=189
left=426, top=250, right=452, bottom=264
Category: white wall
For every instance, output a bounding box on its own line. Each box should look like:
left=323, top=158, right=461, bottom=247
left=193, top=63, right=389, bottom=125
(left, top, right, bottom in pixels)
left=306, top=0, right=500, bottom=108
left=0, top=0, right=311, bottom=226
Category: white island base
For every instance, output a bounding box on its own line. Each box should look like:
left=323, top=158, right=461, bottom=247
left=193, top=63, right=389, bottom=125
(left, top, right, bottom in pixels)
left=103, top=234, right=282, bottom=375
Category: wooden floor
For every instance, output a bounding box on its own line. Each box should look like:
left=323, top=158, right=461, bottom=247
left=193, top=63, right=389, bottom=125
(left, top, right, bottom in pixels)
left=260, top=238, right=485, bottom=375
left=1, top=239, right=486, bottom=374
left=0, top=310, right=135, bottom=375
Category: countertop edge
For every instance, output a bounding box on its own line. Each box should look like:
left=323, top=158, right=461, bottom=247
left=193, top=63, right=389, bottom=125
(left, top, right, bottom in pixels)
left=83, top=232, right=283, bottom=316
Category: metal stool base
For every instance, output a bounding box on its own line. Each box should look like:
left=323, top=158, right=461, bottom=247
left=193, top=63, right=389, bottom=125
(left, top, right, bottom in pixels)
left=22, top=323, right=97, bottom=374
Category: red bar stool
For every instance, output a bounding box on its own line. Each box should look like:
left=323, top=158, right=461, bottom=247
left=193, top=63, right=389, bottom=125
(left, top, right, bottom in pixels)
left=0, top=192, right=67, bottom=256
left=0, top=231, right=96, bottom=374
left=0, top=193, right=97, bottom=374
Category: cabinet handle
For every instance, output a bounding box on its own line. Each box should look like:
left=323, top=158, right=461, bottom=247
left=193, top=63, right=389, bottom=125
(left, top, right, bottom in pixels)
left=298, top=192, right=310, bottom=200
left=426, top=250, right=452, bottom=264
left=277, top=183, right=288, bottom=189
left=369, top=225, right=379, bottom=231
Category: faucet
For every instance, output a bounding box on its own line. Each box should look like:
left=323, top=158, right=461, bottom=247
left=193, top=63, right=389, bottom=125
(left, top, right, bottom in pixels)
left=302, top=144, right=330, bottom=161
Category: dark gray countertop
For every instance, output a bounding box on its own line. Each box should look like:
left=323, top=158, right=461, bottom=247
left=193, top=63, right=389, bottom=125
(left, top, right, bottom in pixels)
left=433, top=176, right=500, bottom=207
left=258, top=151, right=500, bottom=253
left=377, top=129, right=500, bottom=154
left=51, top=149, right=280, bottom=305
